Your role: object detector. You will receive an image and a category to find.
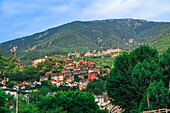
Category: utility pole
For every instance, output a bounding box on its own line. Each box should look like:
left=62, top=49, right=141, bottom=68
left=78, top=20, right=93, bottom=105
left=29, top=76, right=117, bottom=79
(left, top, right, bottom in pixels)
left=16, top=86, right=18, bottom=113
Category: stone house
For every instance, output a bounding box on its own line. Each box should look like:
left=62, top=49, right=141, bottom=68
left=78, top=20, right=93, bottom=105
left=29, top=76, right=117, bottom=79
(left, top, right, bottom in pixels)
left=39, top=75, right=48, bottom=82
left=72, top=69, right=88, bottom=79
left=64, top=72, right=74, bottom=82
left=79, top=79, right=90, bottom=90
left=32, top=56, right=47, bottom=66
left=63, top=56, right=76, bottom=69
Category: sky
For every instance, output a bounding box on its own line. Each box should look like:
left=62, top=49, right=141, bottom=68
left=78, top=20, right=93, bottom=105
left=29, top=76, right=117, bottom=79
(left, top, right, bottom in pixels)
left=0, top=0, right=170, bottom=43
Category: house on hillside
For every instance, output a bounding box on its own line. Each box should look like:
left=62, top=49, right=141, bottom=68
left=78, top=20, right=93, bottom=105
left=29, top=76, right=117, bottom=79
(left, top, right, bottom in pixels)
left=79, top=79, right=90, bottom=90
left=106, top=48, right=122, bottom=54
left=63, top=56, right=76, bottom=69
left=111, top=53, right=120, bottom=57
left=32, top=56, right=47, bottom=66
left=64, top=72, right=74, bottom=82
left=72, top=69, right=88, bottom=79
left=39, top=75, right=49, bottom=82
left=77, top=58, right=97, bottom=70
left=68, top=51, right=80, bottom=57
left=50, top=79, right=57, bottom=85
left=88, top=72, right=97, bottom=81
left=94, top=95, right=110, bottom=110
left=84, top=50, right=93, bottom=57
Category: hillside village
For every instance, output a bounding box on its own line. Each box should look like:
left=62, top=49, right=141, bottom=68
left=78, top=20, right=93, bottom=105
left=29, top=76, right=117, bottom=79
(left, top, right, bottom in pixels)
left=0, top=48, right=123, bottom=111
left=30, top=48, right=123, bottom=90
left=39, top=56, right=101, bottom=89
left=0, top=43, right=169, bottom=113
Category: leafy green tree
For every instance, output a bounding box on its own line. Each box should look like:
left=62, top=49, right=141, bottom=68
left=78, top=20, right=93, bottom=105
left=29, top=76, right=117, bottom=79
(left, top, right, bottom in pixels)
left=23, top=65, right=38, bottom=82
left=84, top=75, right=88, bottom=79
left=0, top=89, right=10, bottom=113
left=48, top=74, right=51, bottom=80
left=6, top=81, right=16, bottom=88
left=13, top=94, right=39, bottom=113
left=131, top=44, right=159, bottom=63
left=6, top=94, right=16, bottom=112
left=86, top=79, right=105, bottom=95
left=130, top=60, right=163, bottom=112
left=41, top=80, right=52, bottom=88
left=139, top=80, right=169, bottom=112
left=158, top=47, right=170, bottom=88
left=46, top=107, right=67, bottom=113
left=37, top=90, right=104, bottom=113
left=25, top=85, right=32, bottom=90
left=105, top=45, right=161, bottom=112
left=28, top=87, right=51, bottom=104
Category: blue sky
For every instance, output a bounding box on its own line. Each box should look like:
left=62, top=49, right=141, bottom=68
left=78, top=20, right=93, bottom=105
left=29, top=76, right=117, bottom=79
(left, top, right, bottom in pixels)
left=0, top=0, right=170, bottom=43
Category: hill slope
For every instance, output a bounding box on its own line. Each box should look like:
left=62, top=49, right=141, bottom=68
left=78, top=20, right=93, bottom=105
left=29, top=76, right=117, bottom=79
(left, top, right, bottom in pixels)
left=0, top=19, right=170, bottom=64
left=150, top=28, right=170, bottom=53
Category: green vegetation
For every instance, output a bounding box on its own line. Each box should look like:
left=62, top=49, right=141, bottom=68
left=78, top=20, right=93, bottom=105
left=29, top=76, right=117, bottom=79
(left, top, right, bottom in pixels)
left=2, top=86, right=107, bottom=113
left=151, top=36, right=170, bottom=53
left=0, top=19, right=170, bottom=65
left=0, top=45, right=169, bottom=112
left=37, top=91, right=103, bottom=113
left=0, top=89, right=10, bottom=113
left=105, top=45, right=170, bottom=112
left=0, top=56, right=64, bottom=82
left=85, top=79, right=105, bottom=95
left=6, top=81, right=17, bottom=88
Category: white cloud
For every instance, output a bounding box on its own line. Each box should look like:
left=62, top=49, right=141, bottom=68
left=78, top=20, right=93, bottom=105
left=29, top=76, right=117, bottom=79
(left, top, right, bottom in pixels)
left=82, top=0, right=170, bottom=21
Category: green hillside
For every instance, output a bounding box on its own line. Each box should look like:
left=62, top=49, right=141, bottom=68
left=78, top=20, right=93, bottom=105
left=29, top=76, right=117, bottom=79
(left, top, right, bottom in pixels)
left=151, top=36, right=170, bottom=53
left=0, top=49, right=13, bottom=57
left=150, top=28, right=170, bottom=53
left=0, top=19, right=170, bottom=65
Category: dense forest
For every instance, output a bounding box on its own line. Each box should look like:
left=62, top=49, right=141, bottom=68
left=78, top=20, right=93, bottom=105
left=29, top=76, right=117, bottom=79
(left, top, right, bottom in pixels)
left=106, top=45, right=170, bottom=112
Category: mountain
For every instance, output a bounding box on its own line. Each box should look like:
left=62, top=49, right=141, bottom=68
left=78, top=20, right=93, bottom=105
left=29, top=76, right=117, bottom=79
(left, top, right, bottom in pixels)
left=0, top=49, right=14, bottom=57
left=0, top=19, right=170, bottom=65
left=150, top=28, right=170, bottom=53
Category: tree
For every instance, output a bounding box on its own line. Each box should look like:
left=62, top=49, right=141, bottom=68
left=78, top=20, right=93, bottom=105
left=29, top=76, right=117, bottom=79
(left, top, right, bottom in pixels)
left=46, top=107, right=67, bottom=113
left=0, top=89, right=10, bottom=113
left=37, top=90, right=106, bottom=113
left=28, top=86, right=51, bottom=104
left=13, top=94, right=39, bottom=113
left=86, top=79, right=105, bottom=95
left=84, top=75, right=88, bottom=79
left=105, top=45, right=161, bottom=112
left=41, top=80, right=52, bottom=88
left=25, top=85, right=32, bottom=90
left=139, top=80, right=169, bottom=112
left=6, top=81, right=16, bottom=88
left=48, top=74, right=51, bottom=80
left=130, top=60, right=163, bottom=112
left=74, top=75, right=82, bottom=82
left=158, top=47, right=170, bottom=88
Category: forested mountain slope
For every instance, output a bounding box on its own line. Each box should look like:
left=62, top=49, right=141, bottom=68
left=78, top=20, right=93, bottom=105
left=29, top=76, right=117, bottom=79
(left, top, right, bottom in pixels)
left=0, top=19, right=169, bottom=65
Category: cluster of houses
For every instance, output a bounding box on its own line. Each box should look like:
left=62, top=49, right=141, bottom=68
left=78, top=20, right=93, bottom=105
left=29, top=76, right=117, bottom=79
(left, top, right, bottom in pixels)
left=67, top=48, right=122, bottom=58
left=0, top=55, right=117, bottom=112
left=84, top=48, right=122, bottom=57
left=39, top=56, right=101, bottom=90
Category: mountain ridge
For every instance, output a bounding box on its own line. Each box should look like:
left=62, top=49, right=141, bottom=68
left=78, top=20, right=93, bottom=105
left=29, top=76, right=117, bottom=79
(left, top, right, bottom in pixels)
left=0, top=18, right=170, bottom=65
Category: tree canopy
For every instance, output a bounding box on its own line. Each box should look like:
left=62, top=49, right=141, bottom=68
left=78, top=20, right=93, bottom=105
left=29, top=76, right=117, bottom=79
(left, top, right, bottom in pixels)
left=105, top=45, right=170, bottom=112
